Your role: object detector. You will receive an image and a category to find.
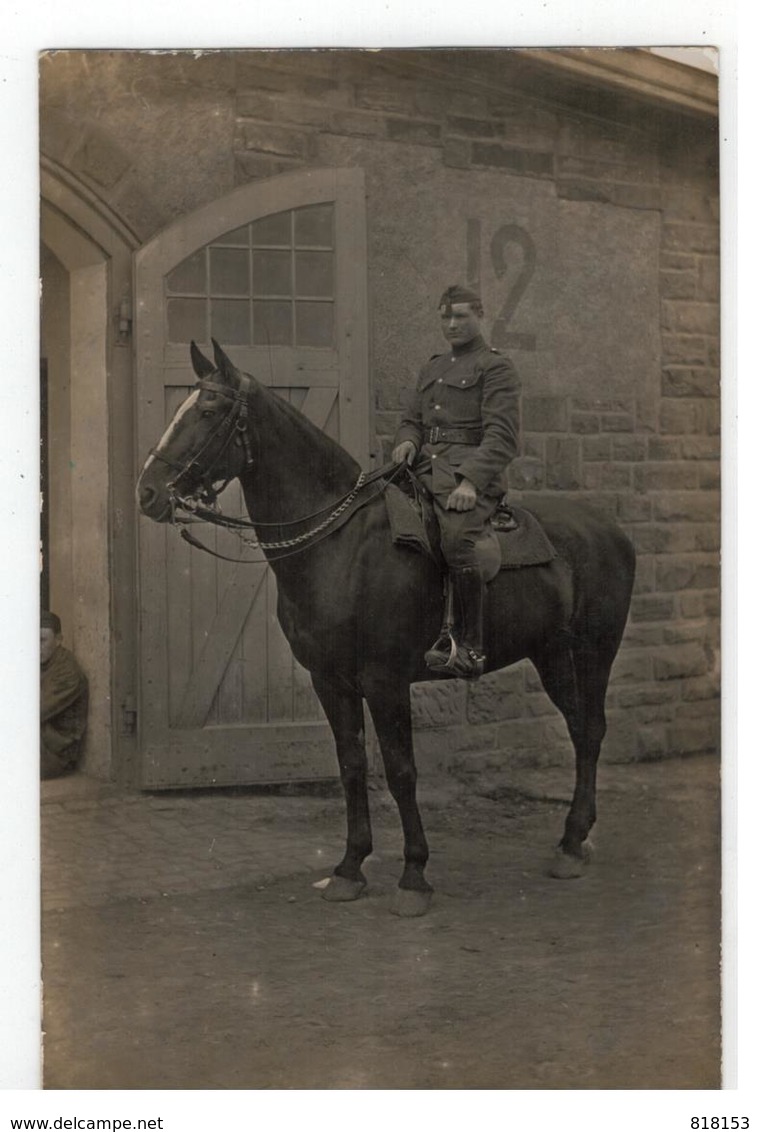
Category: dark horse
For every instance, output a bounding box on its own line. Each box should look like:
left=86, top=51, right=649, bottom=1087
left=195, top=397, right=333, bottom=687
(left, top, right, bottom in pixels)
left=137, top=341, right=635, bottom=916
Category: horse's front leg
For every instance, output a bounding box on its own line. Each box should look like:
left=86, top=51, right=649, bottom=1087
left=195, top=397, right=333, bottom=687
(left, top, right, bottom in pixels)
left=311, top=670, right=372, bottom=902
left=362, top=671, right=433, bottom=917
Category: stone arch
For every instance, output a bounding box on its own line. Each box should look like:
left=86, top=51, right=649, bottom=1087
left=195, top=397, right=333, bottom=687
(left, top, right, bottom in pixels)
left=40, top=164, right=137, bottom=780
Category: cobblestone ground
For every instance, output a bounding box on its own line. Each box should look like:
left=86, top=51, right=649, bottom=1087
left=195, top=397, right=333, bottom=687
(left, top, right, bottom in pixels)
left=41, top=756, right=721, bottom=1089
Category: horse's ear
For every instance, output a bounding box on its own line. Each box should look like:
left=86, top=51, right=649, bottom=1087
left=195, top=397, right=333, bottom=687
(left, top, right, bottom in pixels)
left=212, top=339, right=238, bottom=387
left=190, top=341, right=216, bottom=379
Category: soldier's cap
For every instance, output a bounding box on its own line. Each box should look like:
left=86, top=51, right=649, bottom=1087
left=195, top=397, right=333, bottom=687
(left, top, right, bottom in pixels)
left=41, top=610, right=62, bottom=634
left=438, top=284, right=483, bottom=312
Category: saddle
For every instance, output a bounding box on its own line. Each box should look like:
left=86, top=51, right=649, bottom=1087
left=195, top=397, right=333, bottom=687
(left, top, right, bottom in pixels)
left=384, top=470, right=557, bottom=578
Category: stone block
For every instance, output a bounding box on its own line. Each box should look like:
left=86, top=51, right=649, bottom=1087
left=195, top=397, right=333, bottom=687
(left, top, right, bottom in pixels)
left=633, top=463, right=700, bottom=491
left=471, top=142, right=554, bottom=177
left=653, top=643, right=709, bottom=680
left=616, top=684, right=679, bottom=708
left=522, top=435, right=545, bottom=461
left=494, top=717, right=569, bottom=756
left=630, top=526, right=668, bottom=554
left=466, top=676, right=524, bottom=725
left=661, top=366, right=719, bottom=398
left=622, top=624, right=664, bottom=648
left=633, top=554, right=655, bottom=594
left=355, top=81, right=418, bottom=115
left=661, top=334, right=709, bottom=367
left=386, top=118, right=442, bottom=145
left=660, top=269, right=698, bottom=300
left=582, top=463, right=632, bottom=491
left=445, top=115, right=500, bottom=138
left=648, top=437, right=682, bottom=460
left=655, top=553, right=719, bottom=592
left=509, top=456, right=544, bottom=491
left=662, top=222, right=720, bottom=255
left=666, top=719, right=720, bottom=756
left=612, top=436, right=647, bottom=462
left=545, top=436, right=581, bottom=490
left=681, top=436, right=720, bottom=460
left=582, top=436, right=611, bottom=461
left=679, top=592, right=705, bottom=618
left=236, top=93, right=332, bottom=128
left=237, top=121, right=310, bottom=157
left=522, top=396, right=568, bottom=433
left=682, top=675, right=720, bottom=702
left=700, top=464, right=720, bottom=490
left=661, top=252, right=697, bottom=271
left=442, top=139, right=471, bottom=169
left=330, top=110, right=387, bottom=138
left=703, top=591, right=720, bottom=618
left=663, top=620, right=709, bottom=645
left=694, top=524, right=721, bottom=552
left=703, top=400, right=720, bottom=436
left=630, top=593, right=676, bottom=622
left=579, top=493, right=618, bottom=522
left=601, top=412, right=635, bottom=433
left=608, top=650, right=653, bottom=684
left=675, top=699, right=720, bottom=720
left=410, top=681, right=468, bottom=729
left=571, top=413, right=600, bottom=435
left=636, top=725, right=668, bottom=761
left=697, top=256, right=720, bottom=302
left=617, top=494, right=652, bottom=523
left=572, top=396, right=635, bottom=414
left=661, top=300, right=720, bottom=337
left=659, top=400, right=704, bottom=435
left=609, top=184, right=662, bottom=211
left=653, top=492, right=719, bottom=523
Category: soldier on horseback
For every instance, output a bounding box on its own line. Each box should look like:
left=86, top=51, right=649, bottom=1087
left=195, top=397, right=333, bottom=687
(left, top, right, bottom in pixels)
left=392, top=285, right=521, bottom=678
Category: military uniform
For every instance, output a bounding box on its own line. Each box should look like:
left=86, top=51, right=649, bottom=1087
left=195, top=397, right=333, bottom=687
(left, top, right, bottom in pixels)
left=394, top=333, right=521, bottom=568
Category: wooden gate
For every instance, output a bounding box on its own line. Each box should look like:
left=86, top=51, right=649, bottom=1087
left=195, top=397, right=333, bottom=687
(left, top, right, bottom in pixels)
left=135, top=168, right=370, bottom=788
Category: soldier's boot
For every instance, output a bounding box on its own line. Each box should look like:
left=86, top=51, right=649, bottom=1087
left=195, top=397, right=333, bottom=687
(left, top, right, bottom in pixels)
left=425, top=565, right=486, bottom=679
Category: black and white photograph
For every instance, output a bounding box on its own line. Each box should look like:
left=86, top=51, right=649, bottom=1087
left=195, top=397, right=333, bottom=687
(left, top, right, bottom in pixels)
left=1, top=0, right=750, bottom=1119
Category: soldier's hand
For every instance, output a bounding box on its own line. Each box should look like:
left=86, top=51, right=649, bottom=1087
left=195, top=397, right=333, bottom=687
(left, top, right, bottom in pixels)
left=392, top=440, right=417, bottom=466
left=446, top=478, right=478, bottom=512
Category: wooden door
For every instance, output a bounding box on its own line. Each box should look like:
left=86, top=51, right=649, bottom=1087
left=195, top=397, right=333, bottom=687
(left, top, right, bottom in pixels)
left=135, top=169, right=370, bottom=788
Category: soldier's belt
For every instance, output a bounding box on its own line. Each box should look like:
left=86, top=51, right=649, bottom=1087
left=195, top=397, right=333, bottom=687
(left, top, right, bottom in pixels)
left=423, top=426, right=483, bottom=445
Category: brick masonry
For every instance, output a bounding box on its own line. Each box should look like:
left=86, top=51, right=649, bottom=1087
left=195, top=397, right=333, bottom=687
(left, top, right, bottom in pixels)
left=39, top=50, right=720, bottom=774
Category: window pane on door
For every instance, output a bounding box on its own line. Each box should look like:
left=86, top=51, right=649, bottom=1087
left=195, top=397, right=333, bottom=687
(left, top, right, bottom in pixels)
left=296, top=301, right=333, bottom=347
left=210, top=248, right=250, bottom=295
left=250, top=212, right=291, bottom=246
left=253, top=301, right=292, bottom=345
left=253, top=250, right=292, bottom=296
left=167, top=251, right=206, bottom=294
left=295, top=204, right=334, bottom=248
left=168, top=298, right=206, bottom=343
left=211, top=299, right=250, bottom=345
left=295, top=251, right=333, bottom=298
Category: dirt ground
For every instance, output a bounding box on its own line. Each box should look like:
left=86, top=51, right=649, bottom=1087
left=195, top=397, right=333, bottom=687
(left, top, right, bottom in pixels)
left=41, top=755, right=721, bottom=1089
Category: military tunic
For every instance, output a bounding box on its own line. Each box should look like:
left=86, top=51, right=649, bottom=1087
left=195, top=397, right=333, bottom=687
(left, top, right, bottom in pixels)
left=41, top=644, right=88, bottom=778
left=394, top=334, right=520, bottom=568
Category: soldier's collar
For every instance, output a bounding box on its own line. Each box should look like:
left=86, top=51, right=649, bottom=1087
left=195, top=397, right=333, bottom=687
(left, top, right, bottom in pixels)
left=450, top=334, right=487, bottom=358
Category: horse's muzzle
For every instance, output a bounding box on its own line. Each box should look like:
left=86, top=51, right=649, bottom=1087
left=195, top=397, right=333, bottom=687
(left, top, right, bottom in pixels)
left=136, top=478, right=172, bottom=522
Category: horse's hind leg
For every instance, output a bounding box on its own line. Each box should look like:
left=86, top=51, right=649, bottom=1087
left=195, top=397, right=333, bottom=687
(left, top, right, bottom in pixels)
left=532, top=638, right=614, bottom=877
left=311, top=671, right=372, bottom=902
left=362, top=672, right=433, bottom=917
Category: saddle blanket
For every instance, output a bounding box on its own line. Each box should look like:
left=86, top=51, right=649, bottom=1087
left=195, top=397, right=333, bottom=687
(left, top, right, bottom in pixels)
left=384, top=483, right=557, bottom=570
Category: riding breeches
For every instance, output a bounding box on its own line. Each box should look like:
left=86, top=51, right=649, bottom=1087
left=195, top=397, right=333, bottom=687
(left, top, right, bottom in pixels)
left=427, top=488, right=500, bottom=570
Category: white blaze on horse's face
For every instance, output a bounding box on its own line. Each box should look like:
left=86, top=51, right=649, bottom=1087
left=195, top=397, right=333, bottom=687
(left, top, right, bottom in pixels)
left=140, top=390, right=201, bottom=474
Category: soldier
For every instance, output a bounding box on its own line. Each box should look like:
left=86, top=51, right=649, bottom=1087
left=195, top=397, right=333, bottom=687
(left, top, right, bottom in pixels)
left=40, top=611, right=89, bottom=779
left=392, top=285, right=521, bottom=677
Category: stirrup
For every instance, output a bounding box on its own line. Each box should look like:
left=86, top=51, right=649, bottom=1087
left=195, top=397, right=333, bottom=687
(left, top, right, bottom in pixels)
left=425, top=634, right=485, bottom=680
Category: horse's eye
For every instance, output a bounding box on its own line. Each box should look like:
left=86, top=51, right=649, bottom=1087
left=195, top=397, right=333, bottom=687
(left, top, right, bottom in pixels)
left=201, top=408, right=216, bottom=419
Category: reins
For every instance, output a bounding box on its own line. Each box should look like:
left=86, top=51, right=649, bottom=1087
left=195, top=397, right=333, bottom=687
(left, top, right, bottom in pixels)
left=158, top=373, right=408, bottom=563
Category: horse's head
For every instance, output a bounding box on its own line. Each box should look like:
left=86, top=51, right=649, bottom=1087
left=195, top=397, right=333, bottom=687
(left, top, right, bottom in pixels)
left=136, top=340, right=253, bottom=522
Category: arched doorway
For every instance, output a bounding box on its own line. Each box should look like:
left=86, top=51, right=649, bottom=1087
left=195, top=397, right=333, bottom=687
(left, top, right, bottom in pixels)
left=40, top=167, right=137, bottom=781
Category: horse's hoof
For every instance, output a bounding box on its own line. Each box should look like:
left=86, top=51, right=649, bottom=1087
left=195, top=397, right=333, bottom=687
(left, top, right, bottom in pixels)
left=390, top=887, right=433, bottom=917
left=549, top=840, right=594, bottom=880
left=321, top=875, right=366, bottom=903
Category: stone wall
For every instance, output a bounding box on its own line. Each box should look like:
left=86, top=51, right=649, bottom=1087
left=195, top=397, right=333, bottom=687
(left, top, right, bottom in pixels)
left=40, top=49, right=720, bottom=772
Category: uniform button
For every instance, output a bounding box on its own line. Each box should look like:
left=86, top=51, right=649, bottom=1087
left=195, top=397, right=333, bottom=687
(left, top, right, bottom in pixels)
left=434, top=404, right=441, bottom=410
left=437, top=377, right=443, bottom=383
left=431, top=454, right=437, bottom=459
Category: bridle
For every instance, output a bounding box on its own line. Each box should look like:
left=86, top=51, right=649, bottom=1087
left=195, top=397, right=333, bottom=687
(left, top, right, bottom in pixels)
left=149, top=375, right=255, bottom=509
left=151, top=371, right=403, bottom=562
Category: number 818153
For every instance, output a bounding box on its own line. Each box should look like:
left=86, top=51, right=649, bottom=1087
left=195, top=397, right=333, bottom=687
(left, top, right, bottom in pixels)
left=691, top=1119, right=749, bottom=1129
